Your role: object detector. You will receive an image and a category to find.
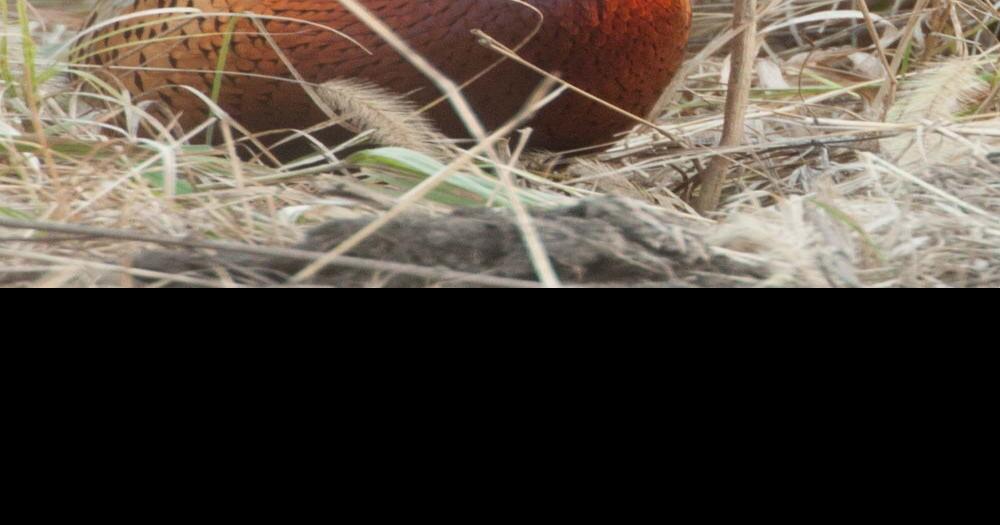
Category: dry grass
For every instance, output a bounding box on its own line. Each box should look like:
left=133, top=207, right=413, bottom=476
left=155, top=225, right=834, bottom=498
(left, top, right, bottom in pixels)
left=1, top=0, right=998, bottom=287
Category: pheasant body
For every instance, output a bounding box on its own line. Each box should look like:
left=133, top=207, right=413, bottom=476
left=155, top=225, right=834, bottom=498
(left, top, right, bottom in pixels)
left=81, top=0, right=692, bottom=151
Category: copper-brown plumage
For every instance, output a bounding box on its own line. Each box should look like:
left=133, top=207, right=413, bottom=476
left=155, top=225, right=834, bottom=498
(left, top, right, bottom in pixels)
left=81, top=0, right=692, bottom=151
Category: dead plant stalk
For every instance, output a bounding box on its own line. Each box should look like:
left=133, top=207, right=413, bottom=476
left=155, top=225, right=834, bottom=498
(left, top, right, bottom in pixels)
left=695, top=0, right=758, bottom=214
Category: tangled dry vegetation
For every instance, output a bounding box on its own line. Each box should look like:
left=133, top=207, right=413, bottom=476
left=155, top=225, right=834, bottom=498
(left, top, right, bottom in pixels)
left=1, top=0, right=998, bottom=287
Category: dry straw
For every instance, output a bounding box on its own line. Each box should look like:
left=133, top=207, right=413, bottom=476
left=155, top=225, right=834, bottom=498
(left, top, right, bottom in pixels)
left=0, top=0, right=998, bottom=287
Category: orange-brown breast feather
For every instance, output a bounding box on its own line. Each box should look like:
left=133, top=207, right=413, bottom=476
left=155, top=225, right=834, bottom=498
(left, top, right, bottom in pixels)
left=81, top=0, right=692, bottom=151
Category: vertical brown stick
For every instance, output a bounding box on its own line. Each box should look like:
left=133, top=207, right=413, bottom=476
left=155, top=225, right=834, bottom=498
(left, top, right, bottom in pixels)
left=872, top=0, right=931, bottom=119
left=695, top=0, right=757, bottom=215
left=856, top=0, right=897, bottom=116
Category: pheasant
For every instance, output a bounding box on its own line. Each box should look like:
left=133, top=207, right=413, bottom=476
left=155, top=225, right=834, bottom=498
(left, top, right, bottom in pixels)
left=78, top=0, right=692, bottom=152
